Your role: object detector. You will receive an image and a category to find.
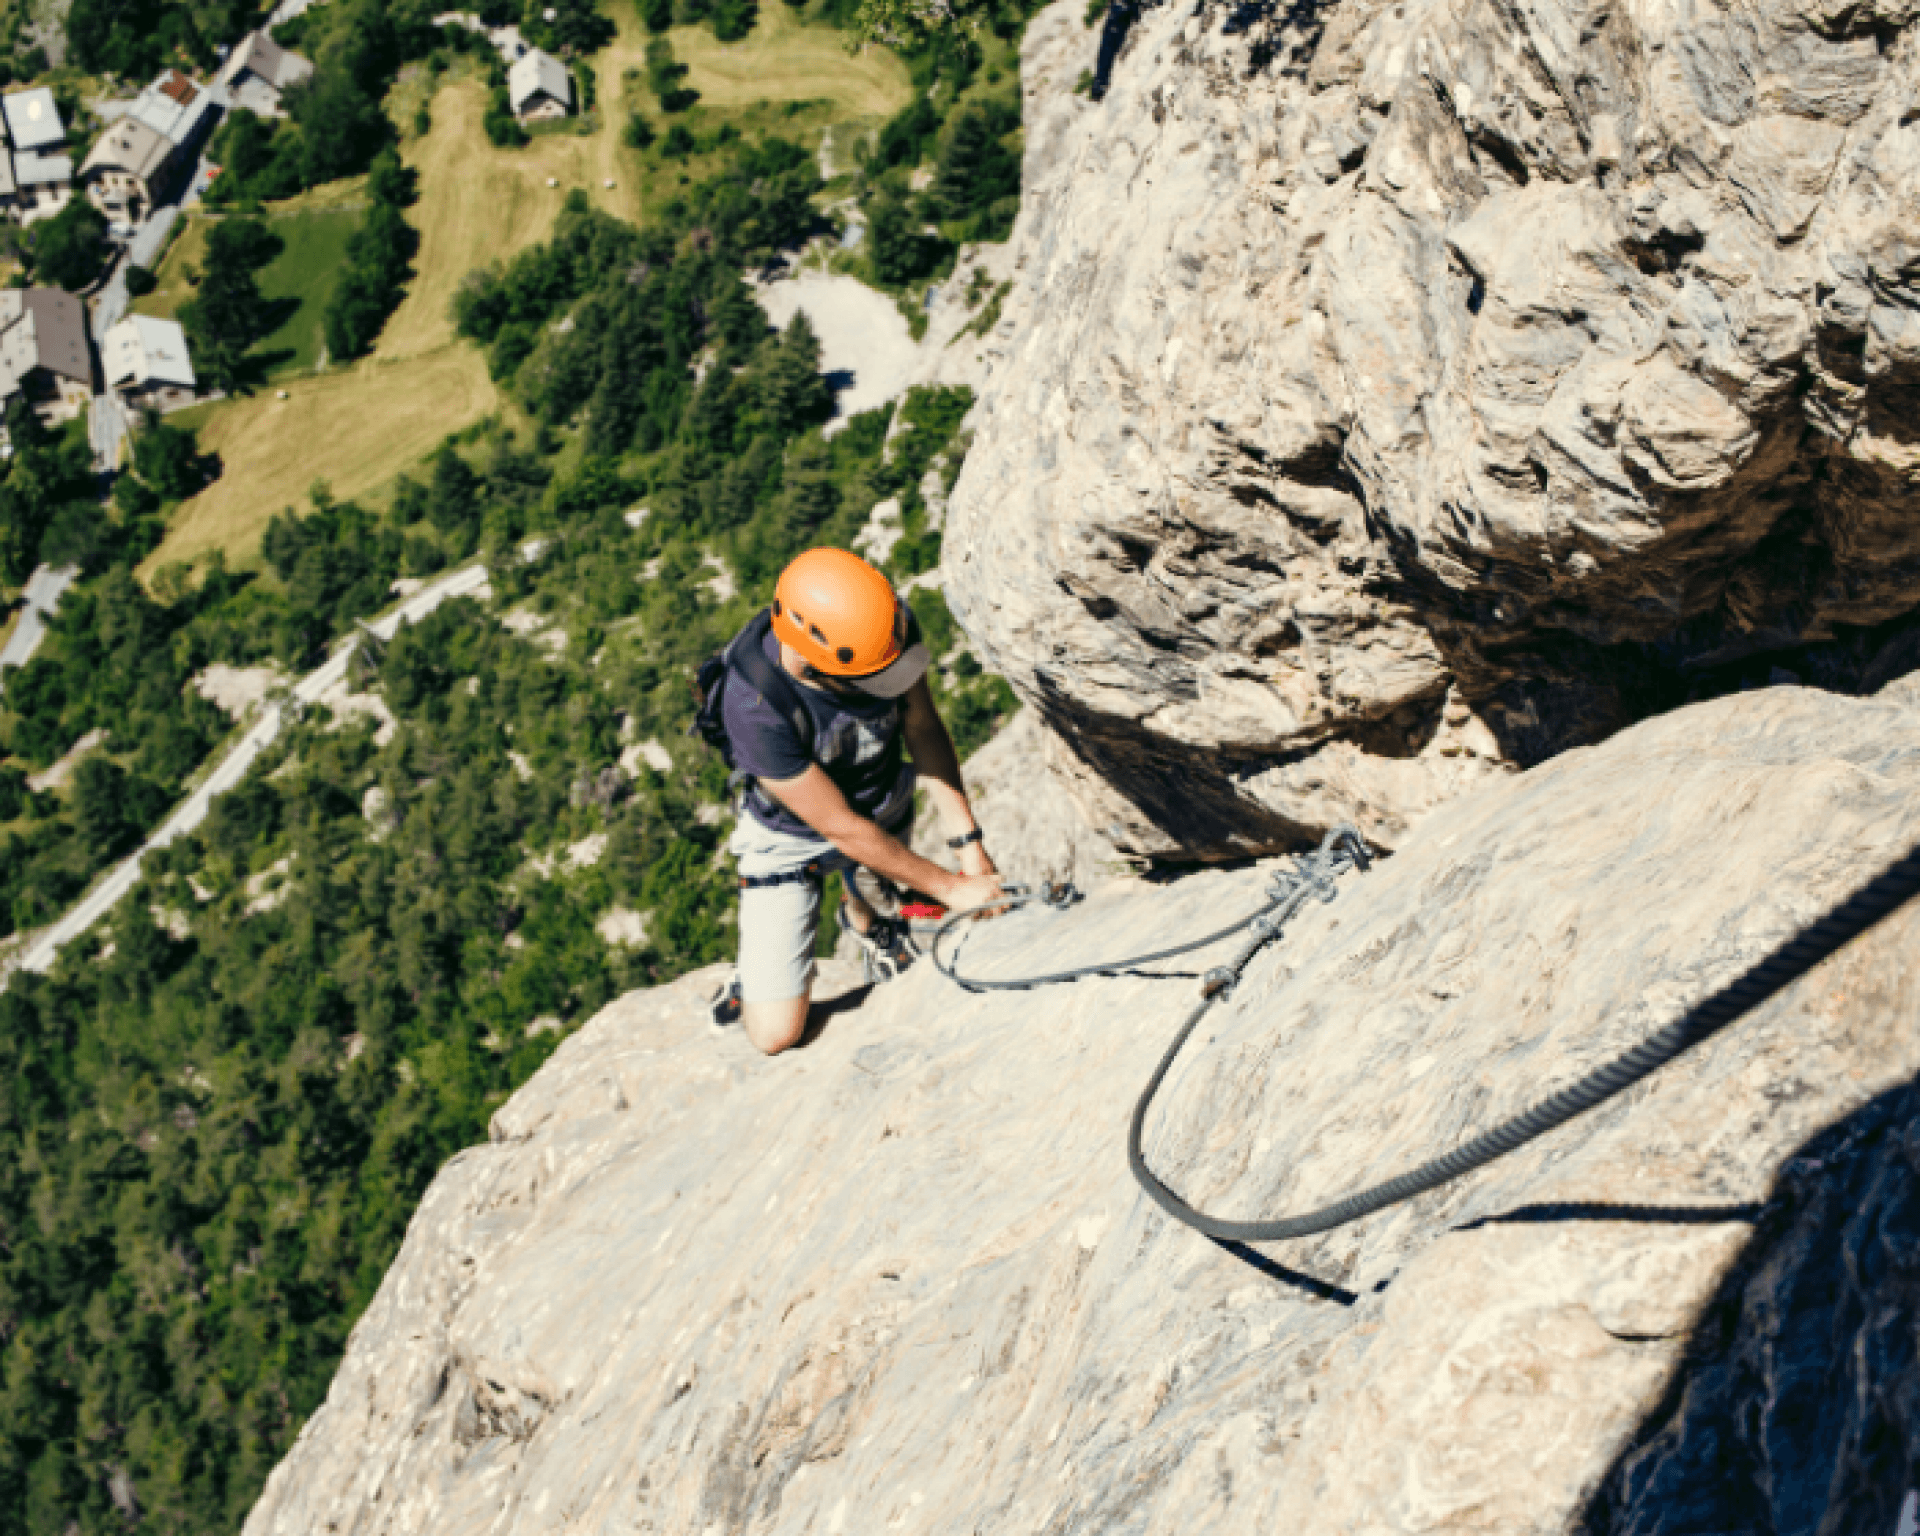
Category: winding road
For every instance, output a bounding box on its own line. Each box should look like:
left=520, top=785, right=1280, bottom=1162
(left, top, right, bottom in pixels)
left=9, top=562, right=491, bottom=979
left=0, top=565, right=78, bottom=697
left=90, top=195, right=196, bottom=469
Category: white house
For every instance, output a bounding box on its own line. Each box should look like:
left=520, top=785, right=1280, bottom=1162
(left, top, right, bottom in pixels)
left=2, top=88, right=65, bottom=154
left=78, top=119, right=173, bottom=222
left=216, top=30, right=314, bottom=118
left=2, top=89, right=70, bottom=218
left=0, top=289, right=93, bottom=424
left=80, top=69, right=220, bottom=221
left=13, top=150, right=72, bottom=218
left=124, top=70, right=221, bottom=156
left=104, top=314, right=197, bottom=413
left=508, top=48, right=573, bottom=124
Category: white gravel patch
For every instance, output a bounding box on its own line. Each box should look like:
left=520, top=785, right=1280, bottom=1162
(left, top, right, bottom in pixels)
left=28, top=728, right=107, bottom=793
left=362, top=785, right=393, bottom=840
left=193, top=664, right=286, bottom=719
left=243, top=855, right=294, bottom=917
left=620, top=738, right=673, bottom=777
left=701, top=552, right=736, bottom=603
left=524, top=831, right=608, bottom=881
left=149, top=904, right=192, bottom=940
left=853, top=496, right=905, bottom=566
left=594, top=906, right=649, bottom=948
left=756, top=273, right=920, bottom=423
left=503, top=606, right=568, bottom=653
left=314, top=675, right=398, bottom=746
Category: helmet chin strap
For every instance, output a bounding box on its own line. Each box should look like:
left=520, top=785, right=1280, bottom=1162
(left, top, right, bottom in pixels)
left=780, top=643, right=861, bottom=697
left=809, top=668, right=867, bottom=698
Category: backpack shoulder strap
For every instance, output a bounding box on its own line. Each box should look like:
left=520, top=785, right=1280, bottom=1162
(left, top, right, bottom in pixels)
left=728, top=608, right=815, bottom=760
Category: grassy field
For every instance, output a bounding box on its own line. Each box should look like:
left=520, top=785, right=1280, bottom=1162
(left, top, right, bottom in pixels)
left=377, top=6, right=911, bottom=359
left=139, top=345, right=498, bottom=576
left=375, top=69, right=641, bottom=361
left=255, top=206, right=364, bottom=374
left=135, top=201, right=366, bottom=379
left=131, top=216, right=208, bottom=321
left=666, top=4, right=910, bottom=116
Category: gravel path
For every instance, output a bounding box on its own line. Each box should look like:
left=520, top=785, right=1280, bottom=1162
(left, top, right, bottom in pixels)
left=8, top=563, right=492, bottom=980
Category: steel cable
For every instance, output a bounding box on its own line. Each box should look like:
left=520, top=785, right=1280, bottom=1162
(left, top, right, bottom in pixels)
left=926, top=826, right=1920, bottom=1245
left=1127, top=838, right=1920, bottom=1242
left=929, top=883, right=1297, bottom=992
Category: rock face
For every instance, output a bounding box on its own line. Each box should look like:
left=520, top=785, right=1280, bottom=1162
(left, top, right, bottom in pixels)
left=946, top=0, right=1920, bottom=858
left=244, top=681, right=1920, bottom=1535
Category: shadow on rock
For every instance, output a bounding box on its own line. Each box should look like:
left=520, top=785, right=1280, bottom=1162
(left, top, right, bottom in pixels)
left=1457, top=1201, right=1765, bottom=1233
left=1211, top=1238, right=1358, bottom=1305
left=1578, top=1080, right=1920, bottom=1536
left=795, top=981, right=874, bottom=1049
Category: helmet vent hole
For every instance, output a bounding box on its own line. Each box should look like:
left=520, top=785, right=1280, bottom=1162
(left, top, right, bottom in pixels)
left=836, top=646, right=855, bottom=665
left=809, top=625, right=828, bottom=646
left=772, top=600, right=783, bottom=616
left=791, top=611, right=805, bottom=627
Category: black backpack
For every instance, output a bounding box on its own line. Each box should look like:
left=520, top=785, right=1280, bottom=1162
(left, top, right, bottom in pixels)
left=689, top=607, right=815, bottom=774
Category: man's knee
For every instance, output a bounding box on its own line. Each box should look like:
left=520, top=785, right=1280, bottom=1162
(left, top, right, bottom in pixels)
left=744, top=994, right=810, bottom=1055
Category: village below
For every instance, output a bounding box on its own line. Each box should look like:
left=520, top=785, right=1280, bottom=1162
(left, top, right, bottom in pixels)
left=0, top=4, right=587, bottom=472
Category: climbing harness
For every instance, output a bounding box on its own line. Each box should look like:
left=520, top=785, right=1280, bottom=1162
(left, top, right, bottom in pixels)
left=739, top=861, right=833, bottom=892
left=932, top=828, right=1920, bottom=1245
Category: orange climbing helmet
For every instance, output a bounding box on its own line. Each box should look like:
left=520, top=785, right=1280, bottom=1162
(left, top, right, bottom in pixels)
left=771, top=548, right=926, bottom=697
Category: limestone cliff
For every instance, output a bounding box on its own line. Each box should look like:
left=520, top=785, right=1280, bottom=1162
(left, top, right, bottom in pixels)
left=243, top=679, right=1920, bottom=1535
left=948, top=0, right=1920, bottom=858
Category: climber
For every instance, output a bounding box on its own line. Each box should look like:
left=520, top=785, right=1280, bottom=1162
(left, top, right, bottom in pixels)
left=700, top=547, right=1005, bottom=1055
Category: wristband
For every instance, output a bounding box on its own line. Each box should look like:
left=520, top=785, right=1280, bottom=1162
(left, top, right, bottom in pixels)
left=946, top=828, right=985, bottom=850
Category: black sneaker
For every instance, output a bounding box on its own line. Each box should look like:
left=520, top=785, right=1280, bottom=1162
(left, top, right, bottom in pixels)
left=843, top=906, right=918, bottom=984
left=709, top=972, right=743, bottom=1028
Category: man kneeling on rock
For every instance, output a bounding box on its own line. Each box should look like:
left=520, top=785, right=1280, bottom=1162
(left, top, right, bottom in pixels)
left=707, top=548, right=1004, bottom=1055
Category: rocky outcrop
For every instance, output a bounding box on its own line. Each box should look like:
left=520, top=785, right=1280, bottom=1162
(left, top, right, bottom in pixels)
left=244, top=681, right=1920, bottom=1535
left=947, top=0, right=1920, bottom=858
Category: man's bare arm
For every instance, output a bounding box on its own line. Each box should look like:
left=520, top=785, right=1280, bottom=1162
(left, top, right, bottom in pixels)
left=899, top=678, right=997, bottom=880
left=758, top=764, right=1001, bottom=910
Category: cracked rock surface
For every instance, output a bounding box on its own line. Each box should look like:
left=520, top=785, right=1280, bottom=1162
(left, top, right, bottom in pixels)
left=245, top=681, right=1920, bottom=1535
left=947, top=0, right=1920, bottom=857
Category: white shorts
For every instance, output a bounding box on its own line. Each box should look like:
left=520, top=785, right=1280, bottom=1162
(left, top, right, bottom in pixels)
left=729, top=812, right=904, bottom=1004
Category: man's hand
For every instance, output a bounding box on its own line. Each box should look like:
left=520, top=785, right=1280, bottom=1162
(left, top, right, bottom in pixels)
left=761, top=765, right=1001, bottom=916
left=945, top=870, right=1007, bottom=917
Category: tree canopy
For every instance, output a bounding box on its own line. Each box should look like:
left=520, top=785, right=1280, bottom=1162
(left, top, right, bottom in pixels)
left=29, top=200, right=111, bottom=293
left=179, top=218, right=282, bottom=392
left=0, top=3, right=1027, bottom=1528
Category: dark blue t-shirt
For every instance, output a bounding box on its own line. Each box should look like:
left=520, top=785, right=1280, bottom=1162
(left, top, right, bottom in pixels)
left=722, top=612, right=918, bottom=838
